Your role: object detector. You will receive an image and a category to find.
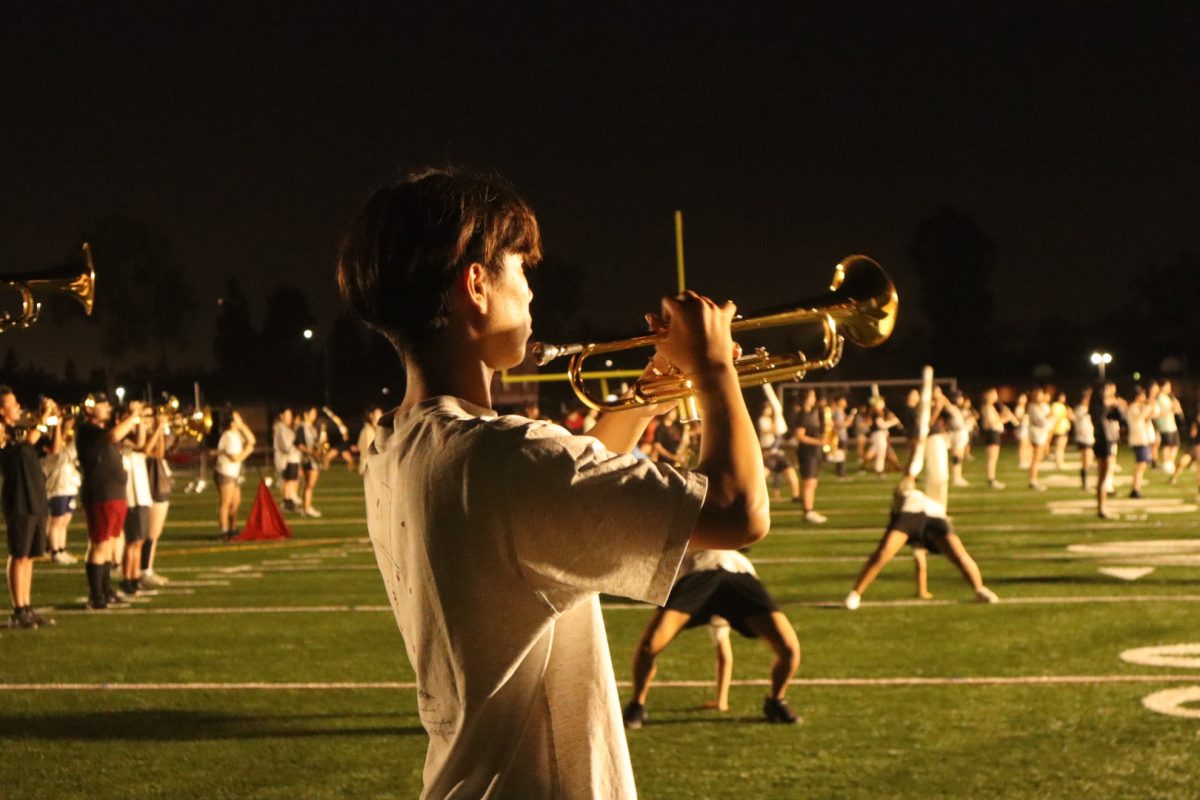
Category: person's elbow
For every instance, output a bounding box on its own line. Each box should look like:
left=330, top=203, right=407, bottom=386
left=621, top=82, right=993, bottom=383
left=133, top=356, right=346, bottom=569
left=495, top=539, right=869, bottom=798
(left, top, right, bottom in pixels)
left=742, top=493, right=771, bottom=543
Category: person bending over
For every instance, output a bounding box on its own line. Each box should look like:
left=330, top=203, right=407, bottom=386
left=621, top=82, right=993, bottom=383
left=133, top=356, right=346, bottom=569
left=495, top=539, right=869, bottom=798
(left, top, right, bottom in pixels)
left=623, top=548, right=801, bottom=728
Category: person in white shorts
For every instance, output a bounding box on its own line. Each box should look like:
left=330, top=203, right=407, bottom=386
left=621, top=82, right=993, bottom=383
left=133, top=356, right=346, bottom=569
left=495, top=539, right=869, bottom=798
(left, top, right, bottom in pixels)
left=1026, top=388, right=1052, bottom=490
left=215, top=410, right=256, bottom=539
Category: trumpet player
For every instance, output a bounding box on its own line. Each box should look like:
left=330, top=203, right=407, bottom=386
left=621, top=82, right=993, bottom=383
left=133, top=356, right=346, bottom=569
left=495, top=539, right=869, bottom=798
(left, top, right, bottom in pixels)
left=43, top=411, right=81, bottom=563
left=1, top=387, right=56, bottom=628
left=76, top=394, right=145, bottom=610
left=336, top=167, right=768, bottom=797
left=140, top=410, right=174, bottom=586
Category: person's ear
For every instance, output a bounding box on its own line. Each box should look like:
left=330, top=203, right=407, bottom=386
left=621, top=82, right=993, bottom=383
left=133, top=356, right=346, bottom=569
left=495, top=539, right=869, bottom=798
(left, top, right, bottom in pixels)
left=459, top=262, right=489, bottom=313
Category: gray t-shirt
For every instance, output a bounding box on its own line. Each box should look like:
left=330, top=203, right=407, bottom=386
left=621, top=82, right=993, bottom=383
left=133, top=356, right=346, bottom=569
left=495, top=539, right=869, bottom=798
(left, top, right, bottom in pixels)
left=363, top=397, right=706, bottom=799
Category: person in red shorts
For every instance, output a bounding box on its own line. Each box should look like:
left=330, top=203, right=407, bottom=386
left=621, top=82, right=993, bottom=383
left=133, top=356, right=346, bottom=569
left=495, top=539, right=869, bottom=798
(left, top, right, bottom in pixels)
left=75, top=393, right=144, bottom=609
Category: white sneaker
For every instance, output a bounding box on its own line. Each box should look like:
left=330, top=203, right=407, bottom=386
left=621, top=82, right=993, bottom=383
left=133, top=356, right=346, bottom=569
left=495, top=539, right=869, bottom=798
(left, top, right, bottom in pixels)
left=844, top=591, right=861, bottom=611
left=803, top=510, right=827, bottom=524
left=952, top=478, right=970, bottom=488
left=51, top=550, right=77, bottom=565
left=975, top=587, right=1000, bottom=604
left=140, top=571, right=169, bottom=588
left=987, top=479, right=1006, bottom=490
left=304, top=507, right=323, bottom=518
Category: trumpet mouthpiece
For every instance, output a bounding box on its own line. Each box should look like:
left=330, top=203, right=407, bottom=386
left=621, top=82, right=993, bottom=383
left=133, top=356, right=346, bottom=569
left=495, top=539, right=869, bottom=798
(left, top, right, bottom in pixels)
left=531, top=341, right=583, bottom=366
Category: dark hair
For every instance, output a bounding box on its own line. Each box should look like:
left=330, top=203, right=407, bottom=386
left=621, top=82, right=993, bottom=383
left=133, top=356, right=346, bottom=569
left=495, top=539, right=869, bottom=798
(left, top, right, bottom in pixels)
left=336, top=167, right=543, bottom=353
left=0, top=385, right=12, bottom=399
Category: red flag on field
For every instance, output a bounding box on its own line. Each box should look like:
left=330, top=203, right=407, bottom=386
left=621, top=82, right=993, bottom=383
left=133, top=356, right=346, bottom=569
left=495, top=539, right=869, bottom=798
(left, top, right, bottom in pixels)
left=231, top=479, right=292, bottom=541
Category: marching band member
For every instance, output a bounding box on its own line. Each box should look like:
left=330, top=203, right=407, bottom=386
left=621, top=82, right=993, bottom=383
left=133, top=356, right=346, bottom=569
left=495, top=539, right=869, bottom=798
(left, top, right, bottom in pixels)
left=140, top=412, right=174, bottom=587
left=1073, top=387, right=1096, bottom=490
left=845, top=369, right=998, bottom=609
left=272, top=408, right=301, bottom=511
left=215, top=410, right=256, bottom=538
left=790, top=388, right=827, bottom=522
left=623, top=548, right=801, bottom=728
left=1026, top=388, right=1051, bottom=491
left=1, top=387, right=56, bottom=628
left=294, top=406, right=322, bottom=517
left=979, top=388, right=1015, bottom=489
left=1091, top=382, right=1126, bottom=520
left=43, top=413, right=81, bottom=563
left=758, top=384, right=800, bottom=502
left=356, top=404, right=384, bottom=476
left=337, top=167, right=766, bottom=797
left=1124, top=386, right=1157, bottom=499
left=1153, top=380, right=1182, bottom=475
left=119, top=410, right=154, bottom=596
left=76, top=393, right=144, bottom=610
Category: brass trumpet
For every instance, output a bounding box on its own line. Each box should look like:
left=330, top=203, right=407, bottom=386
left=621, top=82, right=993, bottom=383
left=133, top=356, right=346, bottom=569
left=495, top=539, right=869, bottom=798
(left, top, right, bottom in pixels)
left=531, top=255, right=898, bottom=413
left=0, top=243, right=96, bottom=332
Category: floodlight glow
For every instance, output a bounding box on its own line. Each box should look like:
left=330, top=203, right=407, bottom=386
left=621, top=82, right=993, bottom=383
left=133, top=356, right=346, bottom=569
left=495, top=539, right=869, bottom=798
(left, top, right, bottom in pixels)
left=115, top=386, right=126, bottom=402
left=303, top=329, right=314, bottom=340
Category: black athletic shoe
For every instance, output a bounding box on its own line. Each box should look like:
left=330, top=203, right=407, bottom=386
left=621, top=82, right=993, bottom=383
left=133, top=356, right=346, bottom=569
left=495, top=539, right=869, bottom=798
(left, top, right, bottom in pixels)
left=28, top=609, right=55, bottom=627
left=86, top=597, right=109, bottom=611
left=622, top=701, right=647, bottom=730
left=9, top=609, right=36, bottom=629
left=763, top=697, right=801, bottom=725
left=1129, top=489, right=1142, bottom=499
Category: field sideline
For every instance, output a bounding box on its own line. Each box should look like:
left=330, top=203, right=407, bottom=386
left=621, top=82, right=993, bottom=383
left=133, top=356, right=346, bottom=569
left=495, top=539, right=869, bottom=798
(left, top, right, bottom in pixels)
left=2, top=447, right=1198, bottom=799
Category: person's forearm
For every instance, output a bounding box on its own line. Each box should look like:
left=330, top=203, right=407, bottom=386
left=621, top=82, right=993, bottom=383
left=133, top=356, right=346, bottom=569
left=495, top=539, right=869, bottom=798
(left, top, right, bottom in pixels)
left=691, top=367, right=769, bottom=549
left=109, top=415, right=141, bottom=442
left=588, top=409, right=655, bottom=454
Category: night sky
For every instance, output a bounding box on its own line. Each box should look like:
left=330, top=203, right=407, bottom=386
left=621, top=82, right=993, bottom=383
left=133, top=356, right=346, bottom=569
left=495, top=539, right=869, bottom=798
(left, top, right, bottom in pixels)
left=2, top=2, right=1197, bottom=375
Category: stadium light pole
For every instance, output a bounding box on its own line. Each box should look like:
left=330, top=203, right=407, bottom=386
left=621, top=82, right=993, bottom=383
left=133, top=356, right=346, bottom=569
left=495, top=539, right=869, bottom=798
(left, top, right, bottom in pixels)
left=1090, top=351, right=1112, bottom=382
left=303, top=328, right=331, bottom=407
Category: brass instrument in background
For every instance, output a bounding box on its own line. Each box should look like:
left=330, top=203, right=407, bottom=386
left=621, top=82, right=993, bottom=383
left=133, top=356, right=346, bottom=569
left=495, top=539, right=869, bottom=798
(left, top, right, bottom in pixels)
left=0, top=243, right=96, bottom=332
left=175, top=406, right=214, bottom=444
left=821, top=404, right=836, bottom=454
left=531, top=255, right=898, bottom=416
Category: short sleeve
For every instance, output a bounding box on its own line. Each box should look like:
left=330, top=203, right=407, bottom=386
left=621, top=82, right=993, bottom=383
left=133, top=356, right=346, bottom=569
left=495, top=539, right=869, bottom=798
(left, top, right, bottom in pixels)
left=494, top=422, right=707, bottom=610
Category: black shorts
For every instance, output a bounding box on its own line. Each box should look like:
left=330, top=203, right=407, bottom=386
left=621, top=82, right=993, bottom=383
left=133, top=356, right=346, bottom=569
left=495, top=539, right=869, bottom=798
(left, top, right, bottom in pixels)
left=123, top=505, right=152, bottom=543
left=887, top=511, right=950, bottom=555
left=1160, top=431, right=1180, bottom=448
left=664, top=570, right=779, bottom=638
left=6, top=514, right=48, bottom=559
left=797, top=446, right=822, bottom=479
left=1093, top=439, right=1113, bottom=458
left=981, top=430, right=1001, bottom=447
left=282, top=463, right=300, bottom=481
left=763, top=450, right=792, bottom=474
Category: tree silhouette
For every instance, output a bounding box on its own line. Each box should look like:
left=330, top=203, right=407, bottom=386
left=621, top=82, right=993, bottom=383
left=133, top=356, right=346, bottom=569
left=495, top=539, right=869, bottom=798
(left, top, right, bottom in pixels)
left=909, top=209, right=997, bottom=373
left=258, top=284, right=318, bottom=402
left=73, top=217, right=197, bottom=373
left=213, top=278, right=260, bottom=392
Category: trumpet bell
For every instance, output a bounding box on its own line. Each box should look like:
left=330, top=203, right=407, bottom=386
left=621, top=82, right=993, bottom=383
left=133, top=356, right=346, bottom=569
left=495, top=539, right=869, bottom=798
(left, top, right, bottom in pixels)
left=0, top=243, right=96, bottom=331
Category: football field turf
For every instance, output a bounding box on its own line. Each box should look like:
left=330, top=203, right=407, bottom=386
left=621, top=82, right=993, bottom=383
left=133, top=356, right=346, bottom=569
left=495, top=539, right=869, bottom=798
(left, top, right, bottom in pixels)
left=3, top=449, right=1198, bottom=799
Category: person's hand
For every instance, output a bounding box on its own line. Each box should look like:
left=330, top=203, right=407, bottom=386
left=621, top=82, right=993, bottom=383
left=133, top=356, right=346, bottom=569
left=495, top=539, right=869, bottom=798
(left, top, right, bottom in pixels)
left=645, top=291, right=737, bottom=381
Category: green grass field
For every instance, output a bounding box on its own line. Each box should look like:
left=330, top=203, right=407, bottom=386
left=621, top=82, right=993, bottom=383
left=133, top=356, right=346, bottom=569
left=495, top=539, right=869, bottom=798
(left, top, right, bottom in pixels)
left=3, top=448, right=1199, bottom=799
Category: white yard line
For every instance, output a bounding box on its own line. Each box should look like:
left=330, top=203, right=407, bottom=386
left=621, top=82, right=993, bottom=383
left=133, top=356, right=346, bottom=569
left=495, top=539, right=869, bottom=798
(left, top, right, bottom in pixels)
left=4, top=674, right=1198, bottom=692
left=43, top=594, right=1200, bottom=616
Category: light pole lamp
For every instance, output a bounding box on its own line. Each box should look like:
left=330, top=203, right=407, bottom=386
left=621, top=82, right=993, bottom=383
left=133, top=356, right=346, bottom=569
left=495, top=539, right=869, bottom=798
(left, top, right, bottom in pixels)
left=1090, top=351, right=1112, bottom=381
